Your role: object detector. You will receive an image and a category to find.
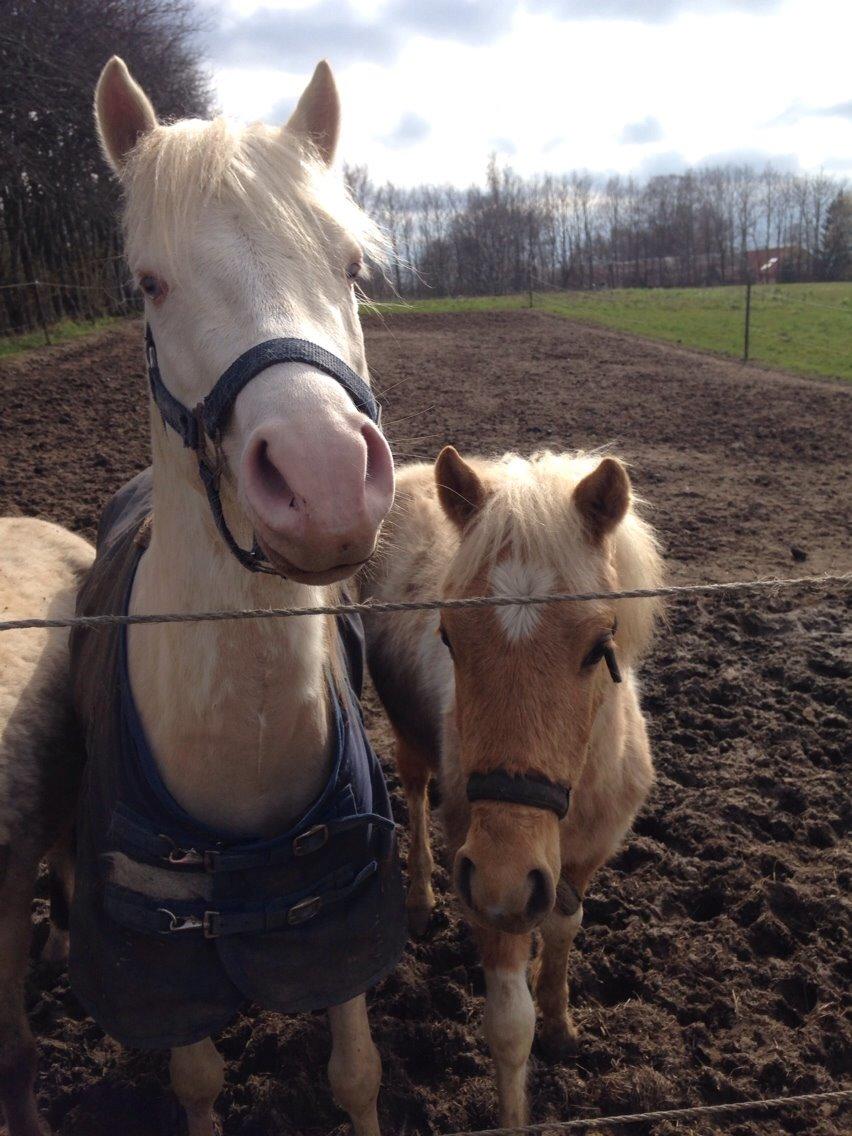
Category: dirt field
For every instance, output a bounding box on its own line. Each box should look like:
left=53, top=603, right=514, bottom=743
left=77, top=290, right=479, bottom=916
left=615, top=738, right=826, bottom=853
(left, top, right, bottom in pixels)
left=1, top=310, right=850, bottom=1136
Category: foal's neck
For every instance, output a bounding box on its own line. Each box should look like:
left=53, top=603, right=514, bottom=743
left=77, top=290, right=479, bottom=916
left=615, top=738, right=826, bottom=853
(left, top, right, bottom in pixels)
left=126, top=433, right=334, bottom=838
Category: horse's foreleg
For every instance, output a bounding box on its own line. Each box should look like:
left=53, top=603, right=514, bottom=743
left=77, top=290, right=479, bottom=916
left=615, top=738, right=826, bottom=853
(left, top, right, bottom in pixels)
left=394, top=733, right=435, bottom=937
left=533, top=882, right=584, bottom=1060
left=0, top=850, right=44, bottom=1136
left=169, top=1037, right=224, bottom=1136
left=327, top=995, right=382, bottom=1136
left=42, top=829, right=75, bottom=965
left=478, top=927, right=534, bottom=1130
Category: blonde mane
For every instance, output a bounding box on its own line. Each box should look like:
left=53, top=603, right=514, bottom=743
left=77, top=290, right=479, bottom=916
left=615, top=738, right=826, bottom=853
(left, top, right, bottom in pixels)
left=443, top=450, right=664, bottom=662
left=120, top=117, right=387, bottom=279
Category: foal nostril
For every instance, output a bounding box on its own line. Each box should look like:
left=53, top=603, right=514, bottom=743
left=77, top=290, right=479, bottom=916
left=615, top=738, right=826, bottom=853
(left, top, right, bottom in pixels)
left=456, top=855, right=475, bottom=909
left=525, top=869, right=554, bottom=924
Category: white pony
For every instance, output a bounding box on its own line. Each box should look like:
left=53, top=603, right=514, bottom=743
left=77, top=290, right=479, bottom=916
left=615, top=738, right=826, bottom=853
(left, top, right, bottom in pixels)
left=65, top=56, right=400, bottom=1136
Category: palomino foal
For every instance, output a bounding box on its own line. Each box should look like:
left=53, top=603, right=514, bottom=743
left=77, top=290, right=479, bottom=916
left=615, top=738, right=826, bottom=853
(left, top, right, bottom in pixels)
left=363, top=447, right=663, bottom=1127
left=0, top=518, right=93, bottom=1136
left=67, top=58, right=403, bottom=1136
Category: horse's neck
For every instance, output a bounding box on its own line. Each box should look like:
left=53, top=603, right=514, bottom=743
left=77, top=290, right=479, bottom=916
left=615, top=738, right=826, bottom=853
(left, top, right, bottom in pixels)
left=126, top=444, right=334, bottom=838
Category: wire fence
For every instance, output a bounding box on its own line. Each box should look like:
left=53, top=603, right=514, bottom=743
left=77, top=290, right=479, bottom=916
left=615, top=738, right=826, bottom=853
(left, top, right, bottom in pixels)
left=0, top=276, right=139, bottom=344
left=444, top=1088, right=852, bottom=1135
left=1, top=571, right=849, bottom=634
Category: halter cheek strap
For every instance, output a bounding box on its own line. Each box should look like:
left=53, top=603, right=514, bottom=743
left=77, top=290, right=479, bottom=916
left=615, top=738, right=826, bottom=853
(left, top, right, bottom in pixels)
left=466, top=770, right=570, bottom=820
left=145, top=326, right=381, bottom=574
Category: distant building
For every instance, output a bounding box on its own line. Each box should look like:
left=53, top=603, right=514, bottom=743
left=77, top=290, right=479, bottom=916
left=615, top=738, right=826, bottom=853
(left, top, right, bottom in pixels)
left=746, top=247, right=811, bottom=283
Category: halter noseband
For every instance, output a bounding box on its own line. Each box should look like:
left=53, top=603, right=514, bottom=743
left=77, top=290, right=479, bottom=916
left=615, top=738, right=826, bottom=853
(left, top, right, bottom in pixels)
left=145, top=326, right=381, bottom=574
left=466, top=770, right=570, bottom=819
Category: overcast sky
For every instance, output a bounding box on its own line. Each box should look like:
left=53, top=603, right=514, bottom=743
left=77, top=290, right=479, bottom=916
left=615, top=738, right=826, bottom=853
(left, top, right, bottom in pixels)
left=199, top=0, right=852, bottom=186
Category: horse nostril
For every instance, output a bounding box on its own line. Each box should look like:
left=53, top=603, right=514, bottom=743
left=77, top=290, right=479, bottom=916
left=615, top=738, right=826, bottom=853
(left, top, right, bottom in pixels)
left=525, top=869, right=554, bottom=923
left=456, top=855, right=475, bottom=909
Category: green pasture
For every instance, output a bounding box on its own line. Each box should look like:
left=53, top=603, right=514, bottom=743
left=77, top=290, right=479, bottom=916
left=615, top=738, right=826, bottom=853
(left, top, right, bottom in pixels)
left=0, top=316, right=125, bottom=360
left=370, top=282, right=852, bottom=382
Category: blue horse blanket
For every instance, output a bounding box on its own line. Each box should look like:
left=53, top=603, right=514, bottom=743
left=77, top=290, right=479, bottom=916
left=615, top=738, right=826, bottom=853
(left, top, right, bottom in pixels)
left=69, top=470, right=406, bottom=1049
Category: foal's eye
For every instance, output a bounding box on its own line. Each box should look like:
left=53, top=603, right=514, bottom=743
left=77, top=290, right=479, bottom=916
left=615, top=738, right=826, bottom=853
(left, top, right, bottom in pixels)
left=438, top=625, right=454, bottom=657
left=139, top=274, right=166, bottom=303
left=582, top=624, right=617, bottom=669
left=345, top=260, right=363, bottom=282
left=582, top=626, right=622, bottom=683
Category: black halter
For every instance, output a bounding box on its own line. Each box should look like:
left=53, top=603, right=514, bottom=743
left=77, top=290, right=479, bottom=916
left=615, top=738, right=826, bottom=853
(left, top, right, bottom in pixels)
left=466, top=770, right=570, bottom=820
left=144, top=326, right=381, bottom=574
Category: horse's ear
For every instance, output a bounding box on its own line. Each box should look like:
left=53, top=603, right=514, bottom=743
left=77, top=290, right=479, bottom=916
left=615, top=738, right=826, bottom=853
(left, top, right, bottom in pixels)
left=436, top=446, right=487, bottom=530
left=285, top=60, right=340, bottom=166
left=95, top=56, right=157, bottom=174
left=574, top=457, right=631, bottom=542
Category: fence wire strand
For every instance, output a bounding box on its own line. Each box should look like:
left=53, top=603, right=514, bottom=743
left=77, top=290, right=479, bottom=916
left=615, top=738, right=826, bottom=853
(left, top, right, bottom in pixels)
left=0, top=572, right=849, bottom=633
left=444, top=1087, right=851, bottom=1135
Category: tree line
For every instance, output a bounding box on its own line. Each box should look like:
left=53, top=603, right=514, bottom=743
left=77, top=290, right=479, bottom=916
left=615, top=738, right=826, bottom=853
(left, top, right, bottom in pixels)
left=348, top=159, right=851, bottom=298
left=0, top=0, right=211, bottom=337
left=2, top=0, right=849, bottom=339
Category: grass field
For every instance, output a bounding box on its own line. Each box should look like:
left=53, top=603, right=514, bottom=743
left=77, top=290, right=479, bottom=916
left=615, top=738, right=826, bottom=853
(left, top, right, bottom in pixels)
left=0, top=316, right=125, bottom=360
left=372, top=281, right=852, bottom=381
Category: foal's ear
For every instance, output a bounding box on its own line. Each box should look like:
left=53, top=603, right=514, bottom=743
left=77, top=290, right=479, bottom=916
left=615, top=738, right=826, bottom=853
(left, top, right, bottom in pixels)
left=573, top=457, right=631, bottom=542
left=436, top=446, right=487, bottom=530
left=286, top=60, right=341, bottom=166
left=95, top=57, right=158, bottom=174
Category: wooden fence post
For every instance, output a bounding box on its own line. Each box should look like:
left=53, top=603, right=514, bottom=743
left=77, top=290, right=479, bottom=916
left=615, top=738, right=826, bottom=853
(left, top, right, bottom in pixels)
left=742, top=279, right=752, bottom=363
left=32, top=281, right=51, bottom=345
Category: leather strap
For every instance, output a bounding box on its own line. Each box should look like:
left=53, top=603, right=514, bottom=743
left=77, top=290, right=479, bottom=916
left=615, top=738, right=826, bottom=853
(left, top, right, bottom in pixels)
left=104, top=860, right=378, bottom=939
left=108, top=806, right=395, bottom=873
left=466, top=770, right=570, bottom=819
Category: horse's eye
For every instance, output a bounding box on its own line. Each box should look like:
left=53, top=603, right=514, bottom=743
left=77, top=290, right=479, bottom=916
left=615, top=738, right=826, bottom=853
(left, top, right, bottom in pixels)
left=139, top=274, right=166, bottom=303
left=582, top=631, right=622, bottom=683
left=438, top=625, right=454, bottom=657
left=345, top=260, right=363, bottom=282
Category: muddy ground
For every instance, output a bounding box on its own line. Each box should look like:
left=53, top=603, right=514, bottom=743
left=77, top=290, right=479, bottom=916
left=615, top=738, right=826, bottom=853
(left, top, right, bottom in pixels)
left=1, top=311, right=849, bottom=1135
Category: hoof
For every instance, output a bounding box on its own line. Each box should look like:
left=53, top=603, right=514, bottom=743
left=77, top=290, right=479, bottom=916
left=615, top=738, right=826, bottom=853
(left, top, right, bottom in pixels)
left=406, top=904, right=434, bottom=939
left=538, top=1017, right=579, bottom=1063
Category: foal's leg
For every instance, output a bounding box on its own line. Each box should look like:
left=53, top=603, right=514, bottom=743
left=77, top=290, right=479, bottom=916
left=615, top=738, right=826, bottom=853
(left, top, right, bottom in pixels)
left=327, top=995, right=382, bottom=1136
left=41, top=830, right=75, bottom=965
left=393, top=731, right=435, bottom=937
left=169, top=1038, right=225, bottom=1136
left=477, top=927, right=535, bottom=1130
left=533, top=877, right=584, bottom=1059
left=0, top=850, right=44, bottom=1136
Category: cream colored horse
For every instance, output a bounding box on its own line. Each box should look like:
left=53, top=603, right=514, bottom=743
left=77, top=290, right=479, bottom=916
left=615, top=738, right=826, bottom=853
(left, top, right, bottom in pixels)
left=362, top=446, right=663, bottom=1128
left=0, top=518, right=94, bottom=1136
left=83, top=56, right=396, bottom=1136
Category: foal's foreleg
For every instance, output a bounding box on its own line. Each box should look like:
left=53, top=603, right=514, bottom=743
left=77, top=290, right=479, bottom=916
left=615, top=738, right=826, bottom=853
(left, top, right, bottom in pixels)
left=533, top=878, right=584, bottom=1060
left=42, top=829, right=75, bottom=965
left=327, top=995, right=382, bottom=1136
left=394, top=733, right=435, bottom=937
left=169, top=1038, right=224, bottom=1136
left=0, top=851, right=43, bottom=1136
left=477, top=927, right=535, bottom=1130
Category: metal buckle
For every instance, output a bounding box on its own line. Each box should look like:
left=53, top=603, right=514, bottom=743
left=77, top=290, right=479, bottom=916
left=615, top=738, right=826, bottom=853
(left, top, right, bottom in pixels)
left=203, top=911, right=221, bottom=939
left=293, top=824, right=329, bottom=857
left=158, top=908, right=203, bottom=934
left=165, top=845, right=205, bottom=868
left=287, top=895, right=322, bottom=925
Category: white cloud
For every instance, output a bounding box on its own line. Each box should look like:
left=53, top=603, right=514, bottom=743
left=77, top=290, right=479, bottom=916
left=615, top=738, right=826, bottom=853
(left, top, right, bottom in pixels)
left=205, top=0, right=852, bottom=185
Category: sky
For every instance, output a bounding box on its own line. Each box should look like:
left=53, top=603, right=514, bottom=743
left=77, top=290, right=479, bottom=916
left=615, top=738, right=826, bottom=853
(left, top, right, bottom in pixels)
left=199, top=0, right=852, bottom=187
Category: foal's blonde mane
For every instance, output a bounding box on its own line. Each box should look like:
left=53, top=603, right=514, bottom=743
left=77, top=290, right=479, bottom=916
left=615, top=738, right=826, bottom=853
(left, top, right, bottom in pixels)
left=443, top=451, right=664, bottom=661
left=120, top=117, right=387, bottom=278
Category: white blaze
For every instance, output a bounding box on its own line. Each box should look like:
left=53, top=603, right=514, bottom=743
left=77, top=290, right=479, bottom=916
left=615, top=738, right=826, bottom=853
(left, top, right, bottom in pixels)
left=490, top=559, right=556, bottom=642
